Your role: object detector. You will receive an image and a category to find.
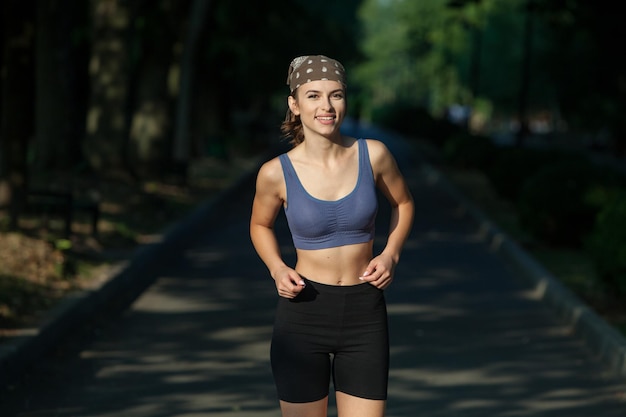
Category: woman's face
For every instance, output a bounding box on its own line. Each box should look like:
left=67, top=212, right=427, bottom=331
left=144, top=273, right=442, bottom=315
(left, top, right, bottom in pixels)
left=289, top=80, right=346, bottom=138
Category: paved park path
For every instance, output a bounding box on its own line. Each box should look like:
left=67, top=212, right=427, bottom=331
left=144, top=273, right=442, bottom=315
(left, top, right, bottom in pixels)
left=1, top=122, right=626, bottom=416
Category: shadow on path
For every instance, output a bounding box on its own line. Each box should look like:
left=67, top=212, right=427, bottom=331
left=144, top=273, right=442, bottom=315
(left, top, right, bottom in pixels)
left=1, top=124, right=625, bottom=416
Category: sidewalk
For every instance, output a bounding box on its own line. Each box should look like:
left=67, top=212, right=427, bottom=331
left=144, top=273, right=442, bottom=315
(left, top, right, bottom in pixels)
left=1, top=127, right=626, bottom=416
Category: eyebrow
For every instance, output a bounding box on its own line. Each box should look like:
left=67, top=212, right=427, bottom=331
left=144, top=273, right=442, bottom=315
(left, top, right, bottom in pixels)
left=304, top=89, right=345, bottom=95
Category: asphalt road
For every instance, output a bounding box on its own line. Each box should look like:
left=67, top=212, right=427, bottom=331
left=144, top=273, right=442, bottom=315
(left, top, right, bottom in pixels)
left=1, top=123, right=626, bottom=416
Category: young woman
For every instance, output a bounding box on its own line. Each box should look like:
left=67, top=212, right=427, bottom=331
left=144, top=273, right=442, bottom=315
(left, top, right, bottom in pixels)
left=250, top=55, right=414, bottom=417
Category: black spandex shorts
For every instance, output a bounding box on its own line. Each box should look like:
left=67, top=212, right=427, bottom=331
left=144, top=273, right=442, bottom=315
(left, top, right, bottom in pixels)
left=270, top=278, right=389, bottom=403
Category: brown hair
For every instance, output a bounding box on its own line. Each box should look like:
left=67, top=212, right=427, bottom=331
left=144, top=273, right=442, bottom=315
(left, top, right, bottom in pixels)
left=280, top=93, right=304, bottom=146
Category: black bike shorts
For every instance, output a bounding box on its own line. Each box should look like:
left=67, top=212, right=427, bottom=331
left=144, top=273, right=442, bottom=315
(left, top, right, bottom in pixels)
left=270, top=278, right=389, bottom=403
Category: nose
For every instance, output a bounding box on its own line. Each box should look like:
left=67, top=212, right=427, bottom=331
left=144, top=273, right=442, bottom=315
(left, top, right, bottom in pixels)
left=321, top=95, right=333, bottom=111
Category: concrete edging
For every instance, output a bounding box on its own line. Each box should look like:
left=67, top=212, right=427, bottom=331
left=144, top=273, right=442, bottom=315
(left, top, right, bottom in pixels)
left=0, top=153, right=271, bottom=388
left=420, top=162, right=626, bottom=379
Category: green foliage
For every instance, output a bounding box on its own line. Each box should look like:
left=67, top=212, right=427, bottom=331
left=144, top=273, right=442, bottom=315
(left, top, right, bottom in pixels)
left=354, top=0, right=535, bottom=118
left=442, top=132, right=498, bottom=170
left=114, top=222, right=138, bottom=241
left=55, top=238, right=73, bottom=251
left=518, top=159, right=625, bottom=246
left=353, top=0, right=626, bottom=150
left=369, top=101, right=460, bottom=145
left=536, top=1, right=626, bottom=140
left=586, top=192, right=626, bottom=295
left=355, top=0, right=464, bottom=118
left=354, top=0, right=421, bottom=115
left=0, top=216, right=9, bottom=231
left=486, top=147, right=587, bottom=201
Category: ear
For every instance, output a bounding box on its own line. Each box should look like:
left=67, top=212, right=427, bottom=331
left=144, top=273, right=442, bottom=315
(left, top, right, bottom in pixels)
left=288, top=95, right=300, bottom=116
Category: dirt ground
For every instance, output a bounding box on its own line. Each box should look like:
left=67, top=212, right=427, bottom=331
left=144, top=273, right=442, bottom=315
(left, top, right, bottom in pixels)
left=0, top=156, right=261, bottom=333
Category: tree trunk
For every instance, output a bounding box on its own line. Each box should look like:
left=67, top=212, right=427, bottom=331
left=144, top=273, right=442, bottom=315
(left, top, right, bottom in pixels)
left=172, top=0, right=211, bottom=175
left=34, top=0, right=89, bottom=174
left=83, top=0, right=131, bottom=177
left=126, top=1, right=184, bottom=179
left=0, top=0, right=35, bottom=229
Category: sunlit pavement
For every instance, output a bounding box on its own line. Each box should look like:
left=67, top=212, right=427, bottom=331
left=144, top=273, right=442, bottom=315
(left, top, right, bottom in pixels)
left=1, top=122, right=626, bottom=416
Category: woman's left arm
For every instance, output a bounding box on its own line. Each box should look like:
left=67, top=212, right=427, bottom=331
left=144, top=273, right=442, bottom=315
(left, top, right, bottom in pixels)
left=359, top=140, right=415, bottom=289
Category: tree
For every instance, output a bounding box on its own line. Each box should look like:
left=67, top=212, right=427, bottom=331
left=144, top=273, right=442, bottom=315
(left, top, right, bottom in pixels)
left=33, top=0, right=89, bottom=174
left=127, top=0, right=190, bottom=179
left=354, top=0, right=476, bottom=119
left=355, top=0, right=625, bottom=148
left=0, top=0, right=36, bottom=227
left=187, top=0, right=362, bottom=159
left=2, top=0, right=367, bottom=195
left=172, top=0, right=212, bottom=175
left=536, top=0, right=626, bottom=153
left=83, top=0, right=132, bottom=177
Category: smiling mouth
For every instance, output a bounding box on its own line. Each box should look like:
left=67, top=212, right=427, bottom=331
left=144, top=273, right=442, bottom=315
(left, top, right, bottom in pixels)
left=316, top=116, right=335, bottom=121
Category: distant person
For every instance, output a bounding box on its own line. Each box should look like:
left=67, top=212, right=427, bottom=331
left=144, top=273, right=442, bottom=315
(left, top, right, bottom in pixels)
left=250, top=55, right=414, bottom=417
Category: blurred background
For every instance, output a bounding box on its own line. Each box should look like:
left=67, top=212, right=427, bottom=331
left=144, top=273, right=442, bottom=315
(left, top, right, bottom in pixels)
left=3, top=0, right=624, bottom=186
left=1, top=0, right=625, bottom=331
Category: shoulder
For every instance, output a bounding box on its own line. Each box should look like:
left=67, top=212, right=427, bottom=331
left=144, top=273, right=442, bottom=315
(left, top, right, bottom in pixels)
left=361, top=138, right=402, bottom=180
left=256, top=156, right=284, bottom=187
left=361, top=138, right=393, bottom=164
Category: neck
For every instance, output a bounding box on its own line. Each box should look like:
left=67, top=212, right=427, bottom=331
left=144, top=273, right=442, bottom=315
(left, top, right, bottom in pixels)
left=300, top=135, right=355, bottom=161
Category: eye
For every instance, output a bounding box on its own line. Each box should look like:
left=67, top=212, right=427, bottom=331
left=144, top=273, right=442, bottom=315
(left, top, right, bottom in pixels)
left=332, top=93, right=344, bottom=99
left=307, top=93, right=319, bottom=99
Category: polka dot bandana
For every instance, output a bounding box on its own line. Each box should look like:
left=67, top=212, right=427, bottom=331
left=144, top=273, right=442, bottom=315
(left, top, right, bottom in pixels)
left=286, top=55, right=346, bottom=93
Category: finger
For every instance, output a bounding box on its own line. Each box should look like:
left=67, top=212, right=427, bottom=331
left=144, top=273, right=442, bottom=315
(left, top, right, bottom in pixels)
left=370, top=278, right=389, bottom=290
left=359, top=267, right=374, bottom=281
left=360, top=266, right=384, bottom=281
left=291, top=286, right=304, bottom=296
left=359, top=271, right=378, bottom=282
left=292, top=278, right=306, bottom=288
left=280, top=287, right=297, bottom=298
left=278, top=277, right=305, bottom=298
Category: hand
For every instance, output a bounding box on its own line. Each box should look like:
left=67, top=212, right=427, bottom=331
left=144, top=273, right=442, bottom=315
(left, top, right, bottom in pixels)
left=359, top=253, right=396, bottom=289
left=273, top=266, right=306, bottom=299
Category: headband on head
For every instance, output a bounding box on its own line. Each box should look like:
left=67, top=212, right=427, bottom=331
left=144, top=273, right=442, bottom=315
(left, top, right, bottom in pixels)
left=286, top=55, right=346, bottom=93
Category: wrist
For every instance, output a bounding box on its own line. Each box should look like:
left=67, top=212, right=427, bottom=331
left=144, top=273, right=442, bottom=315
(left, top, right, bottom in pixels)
left=381, top=249, right=400, bottom=264
left=269, top=263, right=288, bottom=280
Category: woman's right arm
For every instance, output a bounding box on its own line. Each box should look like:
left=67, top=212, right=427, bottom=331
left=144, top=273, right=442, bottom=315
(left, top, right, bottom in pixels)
left=250, top=159, right=305, bottom=298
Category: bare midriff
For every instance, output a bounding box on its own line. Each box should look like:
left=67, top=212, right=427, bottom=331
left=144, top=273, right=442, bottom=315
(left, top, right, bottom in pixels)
left=294, top=240, right=374, bottom=286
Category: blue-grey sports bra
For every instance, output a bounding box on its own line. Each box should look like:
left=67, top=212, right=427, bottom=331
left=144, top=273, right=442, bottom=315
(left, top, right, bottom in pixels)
left=279, top=139, right=378, bottom=250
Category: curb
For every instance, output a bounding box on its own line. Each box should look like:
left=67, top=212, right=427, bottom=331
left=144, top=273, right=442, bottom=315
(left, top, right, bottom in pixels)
left=419, top=161, right=626, bottom=379
left=0, top=151, right=275, bottom=388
